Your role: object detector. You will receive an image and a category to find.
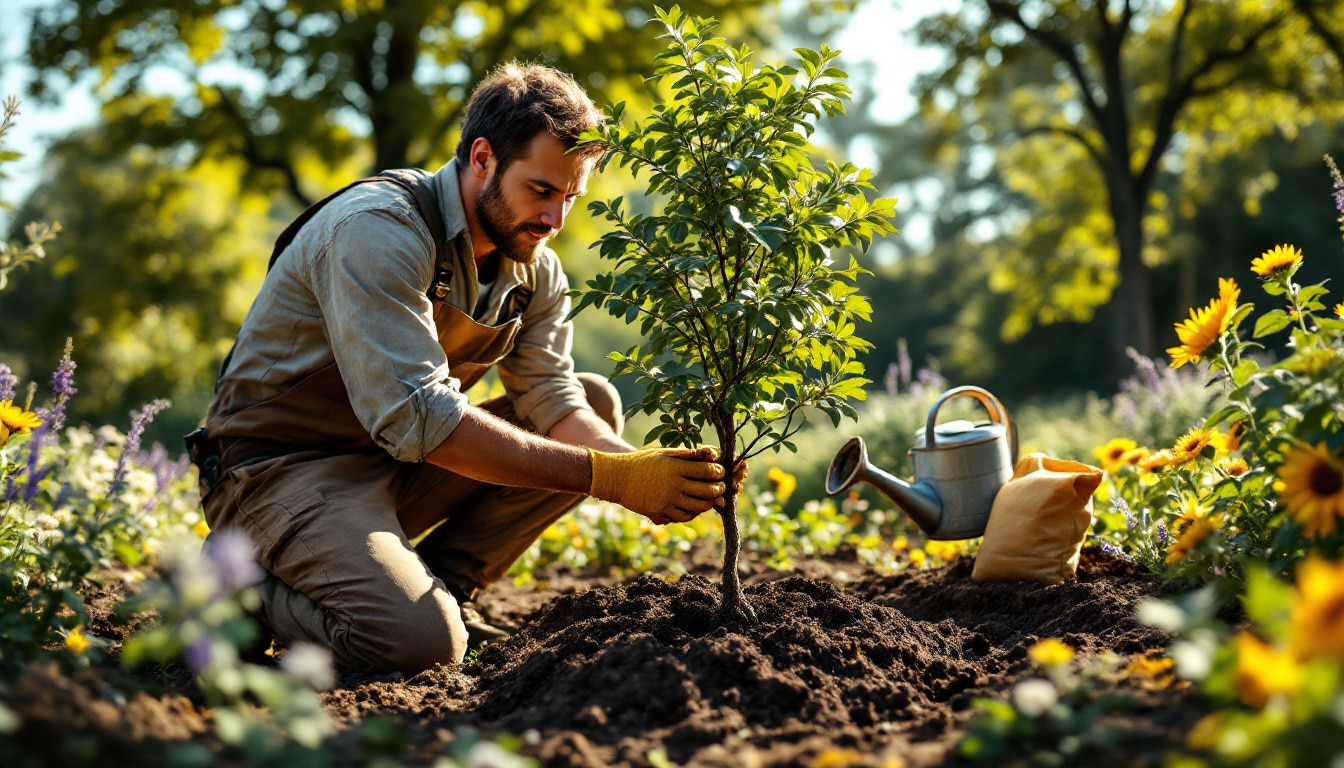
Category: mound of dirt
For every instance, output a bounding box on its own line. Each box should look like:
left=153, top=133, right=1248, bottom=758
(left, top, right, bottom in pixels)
left=6, top=551, right=1206, bottom=768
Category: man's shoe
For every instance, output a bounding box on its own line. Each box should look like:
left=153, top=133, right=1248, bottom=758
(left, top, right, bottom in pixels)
left=460, top=602, right=511, bottom=648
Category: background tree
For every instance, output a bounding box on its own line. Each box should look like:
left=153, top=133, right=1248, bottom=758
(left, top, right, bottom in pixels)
left=0, top=124, right=276, bottom=444
left=20, top=0, right=809, bottom=206
left=904, top=0, right=1344, bottom=380
left=576, top=8, right=896, bottom=620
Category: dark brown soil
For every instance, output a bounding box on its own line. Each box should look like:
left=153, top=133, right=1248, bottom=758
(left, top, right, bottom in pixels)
left=2, top=550, right=1209, bottom=767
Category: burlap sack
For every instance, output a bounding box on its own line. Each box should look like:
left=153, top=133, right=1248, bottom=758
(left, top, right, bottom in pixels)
left=971, top=453, right=1103, bottom=585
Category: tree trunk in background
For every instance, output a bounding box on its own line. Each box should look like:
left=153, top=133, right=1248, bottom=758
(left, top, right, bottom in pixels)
left=1108, top=172, right=1155, bottom=383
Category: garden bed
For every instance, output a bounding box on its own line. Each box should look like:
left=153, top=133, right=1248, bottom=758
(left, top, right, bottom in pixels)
left=5, top=548, right=1210, bottom=767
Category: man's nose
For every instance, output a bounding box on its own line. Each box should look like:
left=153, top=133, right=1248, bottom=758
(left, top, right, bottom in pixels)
left=540, top=199, right=566, bottom=231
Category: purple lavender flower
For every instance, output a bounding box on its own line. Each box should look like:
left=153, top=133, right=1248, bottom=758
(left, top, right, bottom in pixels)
left=20, top=424, right=50, bottom=504
left=1155, top=522, right=1169, bottom=544
left=44, top=341, right=77, bottom=431
left=1099, top=542, right=1130, bottom=559
left=108, top=399, right=171, bottom=496
left=203, top=529, right=262, bottom=595
left=185, top=635, right=215, bottom=674
left=0, top=363, right=16, bottom=403
left=1326, top=154, right=1344, bottom=217
left=884, top=362, right=900, bottom=397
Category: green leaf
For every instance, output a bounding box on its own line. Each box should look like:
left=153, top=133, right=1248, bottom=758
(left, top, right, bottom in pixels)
left=1253, top=309, right=1293, bottom=338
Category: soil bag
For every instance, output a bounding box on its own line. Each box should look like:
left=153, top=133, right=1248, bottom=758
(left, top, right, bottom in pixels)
left=971, top=453, right=1103, bottom=584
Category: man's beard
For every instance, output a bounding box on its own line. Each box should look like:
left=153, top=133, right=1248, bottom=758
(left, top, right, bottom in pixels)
left=477, top=178, right=551, bottom=265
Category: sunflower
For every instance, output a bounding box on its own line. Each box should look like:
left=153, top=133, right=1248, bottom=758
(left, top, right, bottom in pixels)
left=1165, top=512, right=1221, bottom=564
left=1232, top=632, right=1301, bottom=708
left=1140, top=449, right=1179, bottom=472
left=1250, top=243, right=1303, bottom=279
left=1289, top=555, right=1344, bottom=662
left=0, top=400, right=42, bottom=446
left=1223, top=420, right=1247, bottom=454
left=1173, top=427, right=1216, bottom=459
left=1167, top=278, right=1240, bottom=369
left=1121, top=446, right=1150, bottom=467
left=1335, top=302, right=1343, bottom=318
left=1172, top=494, right=1210, bottom=534
left=1094, top=437, right=1138, bottom=474
left=1277, top=443, right=1344, bottom=538
left=1218, top=457, right=1250, bottom=478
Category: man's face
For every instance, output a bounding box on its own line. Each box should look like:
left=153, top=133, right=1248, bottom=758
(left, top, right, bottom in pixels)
left=476, top=132, right=591, bottom=265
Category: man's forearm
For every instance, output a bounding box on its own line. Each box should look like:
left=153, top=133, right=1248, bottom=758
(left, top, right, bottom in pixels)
left=425, top=407, right=591, bottom=494
left=547, top=407, right=634, bottom=454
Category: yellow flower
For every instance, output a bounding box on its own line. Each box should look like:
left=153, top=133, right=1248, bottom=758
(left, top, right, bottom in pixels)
left=1121, top=447, right=1149, bottom=467
left=1140, top=449, right=1179, bottom=472
left=1232, top=632, right=1300, bottom=708
left=1165, top=512, right=1221, bottom=564
left=1290, top=555, right=1344, bottom=662
left=1223, top=420, right=1246, bottom=453
left=926, top=540, right=962, bottom=560
left=1167, top=278, right=1240, bottom=368
left=1029, top=638, right=1075, bottom=668
left=812, top=748, right=864, bottom=768
left=1173, top=427, right=1216, bottom=460
left=1094, top=438, right=1138, bottom=474
left=1334, top=302, right=1343, bottom=318
left=65, top=626, right=91, bottom=655
left=1171, top=495, right=1209, bottom=534
left=1124, top=654, right=1175, bottom=685
left=0, top=400, right=42, bottom=445
left=908, top=549, right=926, bottom=568
left=891, top=535, right=908, bottom=552
left=192, top=519, right=211, bottom=538
left=1250, top=243, right=1302, bottom=278
left=1218, top=457, right=1250, bottom=478
left=1277, top=443, right=1344, bottom=538
left=767, top=466, right=797, bottom=503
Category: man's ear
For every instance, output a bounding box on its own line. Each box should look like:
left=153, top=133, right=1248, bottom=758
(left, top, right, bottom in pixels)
left=468, top=138, right=494, bottom=179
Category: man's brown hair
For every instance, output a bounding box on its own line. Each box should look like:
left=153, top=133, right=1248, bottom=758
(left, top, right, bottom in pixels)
left=456, top=62, right=604, bottom=172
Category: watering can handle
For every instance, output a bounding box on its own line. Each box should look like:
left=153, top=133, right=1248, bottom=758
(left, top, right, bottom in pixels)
left=924, top=386, right=1019, bottom=463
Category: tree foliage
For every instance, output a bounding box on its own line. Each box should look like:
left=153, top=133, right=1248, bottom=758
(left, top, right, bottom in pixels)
left=907, top=0, right=1344, bottom=378
left=574, top=6, right=896, bottom=619
left=20, top=0, right=797, bottom=206
left=0, top=127, right=276, bottom=444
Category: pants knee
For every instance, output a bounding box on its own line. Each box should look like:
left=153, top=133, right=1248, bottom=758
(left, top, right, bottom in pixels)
left=577, top=372, right=623, bottom=435
left=339, top=591, right=468, bottom=675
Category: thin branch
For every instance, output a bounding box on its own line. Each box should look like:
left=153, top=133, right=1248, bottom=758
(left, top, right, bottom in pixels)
left=986, top=0, right=1105, bottom=126
left=1020, top=124, right=1106, bottom=168
left=213, top=86, right=311, bottom=206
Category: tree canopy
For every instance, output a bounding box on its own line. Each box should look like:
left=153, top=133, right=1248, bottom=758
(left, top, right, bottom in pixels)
left=905, top=0, right=1344, bottom=378
left=21, top=0, right=798, bottom=206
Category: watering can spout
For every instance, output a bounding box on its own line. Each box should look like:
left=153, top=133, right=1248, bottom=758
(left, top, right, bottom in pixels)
left=825, top=436, right=943, bottom=536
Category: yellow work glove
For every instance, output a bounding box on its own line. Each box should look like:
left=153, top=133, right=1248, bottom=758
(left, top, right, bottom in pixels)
left=589, top=446, right=727, bottom=524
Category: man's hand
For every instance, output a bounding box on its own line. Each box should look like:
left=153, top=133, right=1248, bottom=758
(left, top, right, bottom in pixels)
left=589, top=446, right=726, bottom=523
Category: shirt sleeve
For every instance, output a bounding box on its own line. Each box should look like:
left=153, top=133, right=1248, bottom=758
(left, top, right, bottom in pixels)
left=497, top=252, right=592, bottom=434
left=309, top=206, right=469, bottom=461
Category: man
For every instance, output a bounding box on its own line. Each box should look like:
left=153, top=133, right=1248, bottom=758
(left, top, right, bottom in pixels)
left=194, top=62, right=731, bottom=675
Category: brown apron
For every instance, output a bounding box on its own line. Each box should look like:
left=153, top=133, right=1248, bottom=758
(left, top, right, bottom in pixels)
left=205, top=302, right=523, bottom=468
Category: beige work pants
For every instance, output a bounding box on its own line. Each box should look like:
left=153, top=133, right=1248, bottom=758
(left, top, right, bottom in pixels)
left=201, top=374, right=622, bottom=675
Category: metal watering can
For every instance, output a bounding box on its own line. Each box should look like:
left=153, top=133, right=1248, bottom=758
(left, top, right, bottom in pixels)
left=825, top=386, right=1018, bottom=540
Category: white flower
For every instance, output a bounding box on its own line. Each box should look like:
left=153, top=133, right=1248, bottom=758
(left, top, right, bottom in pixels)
left=466, top=741, right=531, bottom=768
left=279, top=642, right=336, bottom=691
left=1012, top=678, right=1059, bottom=718
left=34, top=514, right=60, bottom=530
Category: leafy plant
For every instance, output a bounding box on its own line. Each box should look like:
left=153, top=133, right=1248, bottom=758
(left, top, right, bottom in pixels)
left=573, top=6, right=897, bottom=620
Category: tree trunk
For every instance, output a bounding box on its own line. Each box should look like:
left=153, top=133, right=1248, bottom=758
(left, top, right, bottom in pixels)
left=1108, top=177, right=1155, bottom=383
left=717, top=452, right=757, bottom=624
